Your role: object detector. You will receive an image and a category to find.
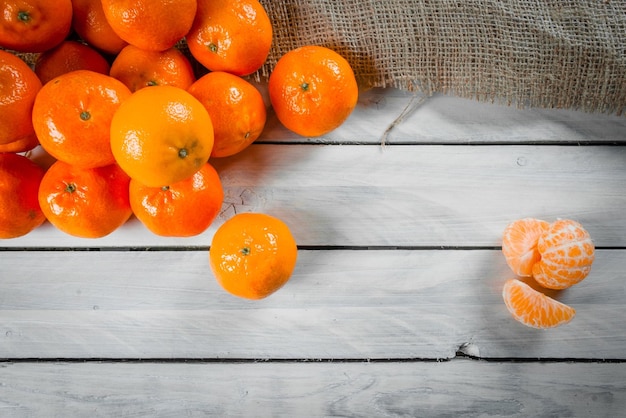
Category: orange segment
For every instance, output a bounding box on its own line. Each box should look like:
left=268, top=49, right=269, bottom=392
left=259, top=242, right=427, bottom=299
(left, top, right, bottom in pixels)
left=502, top=279, right=576, bottom=329
left=502, top=218, right=550, bottom=277
left=532, top=219, right=595, bottom=290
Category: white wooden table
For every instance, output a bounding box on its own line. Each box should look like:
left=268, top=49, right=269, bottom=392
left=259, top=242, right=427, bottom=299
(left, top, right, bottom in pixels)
left=1, top=87, right=625, bottom=417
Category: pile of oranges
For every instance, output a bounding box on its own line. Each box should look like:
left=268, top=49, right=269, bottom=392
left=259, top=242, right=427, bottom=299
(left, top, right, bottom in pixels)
left=1, top=0, right=361, bottom=299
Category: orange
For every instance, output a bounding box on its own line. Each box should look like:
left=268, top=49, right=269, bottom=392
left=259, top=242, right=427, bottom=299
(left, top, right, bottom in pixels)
left=0, top=0, right=72, bottom=52
left=38, top=161, right=132, bottom=238
left=34, top=40, right=111, bottom=85
left=110, top=85, right=214, bottom=188
left=502, top=278, right=576, bottom=329
left=502, top=218, right=550, bottom=277
left=129, top=162, right=223, bottom=237
left=0, top=152, right=46, bottom=238
left=209, top=212, right=298, bottom=300
left=71, top=0, right=128, bottom=55
left=0, top=132, right=39, bottom=153
left=0, top=49, right=42, bottom=146
left=110, top=45, right=196, bottom=92
left=32, top=70, right=132, bottom=168
left=188, top=71, right=266, bottom=158
left=268, top=45, right=359, bottom=137
left=187, top=0, right=272, bottom=76
left=101, top=0, right=197, bottom=52
left=532, top=219, right=595, bottom=290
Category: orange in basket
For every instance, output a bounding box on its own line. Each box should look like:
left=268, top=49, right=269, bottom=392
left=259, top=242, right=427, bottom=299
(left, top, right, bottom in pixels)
left=187, top=0, right=273, bottom=76
left=188, top=71, right=267, bottom=158
left=502, top=279, right=576, bottom=329
left=32, top=70, right=132, bottom=169
left=110, top=85, right=214, bottom=187
left=71, top=0, right=128, bottom=55
left=0, top=153, right=46, bottom=239
left=110, top=45, right=196, bottom=92
left=502, top=218, right=550, bottom=277
left=101, top=0, right=196, bottom=52
left=268, top=45, right=358, bottom=137
left=129, top=162, right=223, bottom=237
left=38, top=161, right=132, bottom=238
left=0, top=0, right=72, bottom=52
left=532, top=219, right=595, bottom=290
left=0, top=50, right=42, bottom=146
left=209, top=213, right=298, bottom=300
left=34, top=40, right=111, bottom=85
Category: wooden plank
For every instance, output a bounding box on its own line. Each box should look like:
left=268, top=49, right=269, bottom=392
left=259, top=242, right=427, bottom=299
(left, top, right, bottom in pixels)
left=4, top=145, right=626, bottom=248
left=254, top=88, right=626, bottom=144
left=0, top=361, right=624, bottom=417
left=1, top=249, right=624, bottom=359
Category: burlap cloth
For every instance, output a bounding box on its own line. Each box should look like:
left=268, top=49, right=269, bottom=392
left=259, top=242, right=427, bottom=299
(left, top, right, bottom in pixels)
left=255, top=0, right=626, bottom=115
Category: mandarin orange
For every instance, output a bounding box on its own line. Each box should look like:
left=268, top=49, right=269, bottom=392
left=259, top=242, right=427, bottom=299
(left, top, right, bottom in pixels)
left=187, top=0, right=272, bottom=76
left=32, top=70, right=132, bottom=169
left=34, top=40, right=111, bottom=85
left=38, top=161, right=132, bottom=238
left=110, top=85, right=214, bottom=188
left=0, top=153, right=46, bottom=238
left=188, top=71, right=266, bottom=157
left=71, top=0, right=128, bottom=55
left=209, top=212, right=298, bottom=300
left=0, top=49, right=42, bottom=146
left=268, top=45, right=358, bottom=137
left=0, top=0, right=72, bottom=52
left=129, top=162, right=223, bottom=237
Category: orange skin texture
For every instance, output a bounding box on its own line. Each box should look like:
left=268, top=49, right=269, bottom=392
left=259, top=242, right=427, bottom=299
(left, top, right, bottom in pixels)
left=32, top=70, right=132, bottom=169
left=0, top=0, right=72, bottom=52
left=110, top=85, right=214, bottom=188
left=532, top=219, right=595, bottom=290
left=71, top=0, right=128, bottom=55
left=38, top=161, right=132, bottom=238
left=0, top=153, right=46, bottom=238
left=130, top=162, right=224, bottom=237
left=0, top=50, right=42, bottom=145
left=110, top=45, right=196, bottom=92
left=34, top=40, right=111, bottom=85
left=187, top=0, right=272, bottom=76
left=209, top=212, right=298, bottom=300
left=188, top=71, right=267, bottom=158
left=101, top=0, right=197, bottom=52
left=268, top=45, right=359, bottom=137
left=502, top=278, right=576, bottom=329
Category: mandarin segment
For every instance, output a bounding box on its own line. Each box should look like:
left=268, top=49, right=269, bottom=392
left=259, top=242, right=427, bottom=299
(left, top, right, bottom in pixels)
left=502, top=279, right=576, bottom=329
left=532, top=219, right=595, bottom=290
left=501, top=218, right=550, bottom=277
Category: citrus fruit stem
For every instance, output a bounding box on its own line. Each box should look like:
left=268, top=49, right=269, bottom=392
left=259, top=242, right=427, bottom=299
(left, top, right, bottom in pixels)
left=80, top=111, right=91, bottom=121
left=208, top=43, right=218, bottom=53
left=65, top=183, right=77, bottom=193
left=178, top=148, right=188, bottom=159
left=301, top=82, right=309, bottom=92
left=18, top=11, right=31, bottom=23
left=240, top=247, right=251, bottom=256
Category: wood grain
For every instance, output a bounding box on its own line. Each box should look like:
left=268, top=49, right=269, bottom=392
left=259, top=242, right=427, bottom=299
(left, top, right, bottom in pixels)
left=1, top=361, right=624, bottom=417
left=1, top=250, right=624, bottom=359
left=4, top=145, right=626, bottom=248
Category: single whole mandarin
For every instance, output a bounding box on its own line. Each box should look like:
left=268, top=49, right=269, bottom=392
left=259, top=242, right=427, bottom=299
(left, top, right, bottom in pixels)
left=532, top=219, right=595, bottom=290
left=502, top=218, right=550, bottom=277
left=268, top=45, right=359, bottom=137
left=0, top=132, right=39, bottom=153
left=129, top=162, right=224, bottom=237
left=71, top=0, right=128, bottom=55
left=187, top=0, right=272, bottom=76
left=38, top=161, right=132, bottom=238
left=110, top=45, right=196, bottom=92
left=101, top=0, right=197, bottom=52
left=32, top=70, right=132, bottom=168
left=0, top=0, right=72, bottom=52
left=502, top=278, right=576, bottom=329
left=209, top=212, right=298, bottom=300
left=0, top=153, right=46, bottom=238
left=188, top=71, right=266, bottom=158
left=34, top=40, right=111, bottom=85
left=0, top=50, right=42, bottom=146
left=110, top=85, right=214, bottom=188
